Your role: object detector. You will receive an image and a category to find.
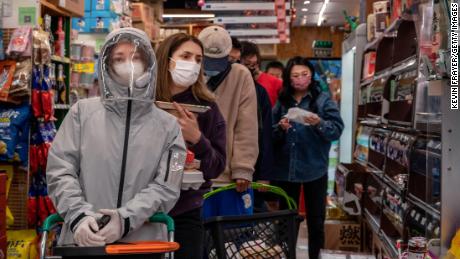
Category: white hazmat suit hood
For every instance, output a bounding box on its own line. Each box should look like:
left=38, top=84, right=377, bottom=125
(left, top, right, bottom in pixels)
left=46, top=28, right=186, bottom=245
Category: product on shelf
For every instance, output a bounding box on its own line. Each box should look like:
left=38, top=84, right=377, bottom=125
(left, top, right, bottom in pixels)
left=70, top=43, right=82, bottom=61
left=42, top=66, right=55, bottom=120
left=0, top=61, right=17, bottom=103
left=373, top=1, right=390, bottom=38
left=368, top=128, right=390, bottom=170
left=6, top=229, right=38, bottom=259
left=384, top=131, right=415, bottom=189
left=408, top=136, right=441, bottom=210
left=81, top=45, right=95, bottom=62
left=335, top=163, right=368, bottom=216
left=10, top=59, right=32, bottom=98
left=44, top=15, right=54, bottom=56
left=0, top=103, right=30, bottom=162
left=414, top=79, right=442, bottom=132
left=354, top=124, right=373, bottom=164
left=363, top=52, right=376, bottom=80
left=33, top=30, right=52, bottom=65
left=363, top=173, right=384, bottom=217
left=6, top=27, right=32, bottom=58
left=54, top=17, right=66, bottom=58
left=56, top=64, right=66, bottom=104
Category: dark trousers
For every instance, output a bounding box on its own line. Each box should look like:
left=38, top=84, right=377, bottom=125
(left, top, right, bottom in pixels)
left=172, top=208, right=204, bottom=259
left=274, top=174, right=328, bottom=259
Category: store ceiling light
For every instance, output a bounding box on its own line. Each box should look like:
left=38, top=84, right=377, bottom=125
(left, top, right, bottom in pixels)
left=162, top=14, right=216, bottom=18
left=317, top=0, right=329, bottom=26
left=304, top=1, right=311, bottom=4
left=301, top=8, right=308, bottom=12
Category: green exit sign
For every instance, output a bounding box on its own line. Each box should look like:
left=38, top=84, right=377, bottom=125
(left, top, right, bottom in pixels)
left=312, top=40, right=333, bottom=49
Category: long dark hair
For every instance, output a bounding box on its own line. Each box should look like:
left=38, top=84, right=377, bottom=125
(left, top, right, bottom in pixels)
left=156, top=33, right=215, bottom=102
left=279, top=56, right=321, bottom=111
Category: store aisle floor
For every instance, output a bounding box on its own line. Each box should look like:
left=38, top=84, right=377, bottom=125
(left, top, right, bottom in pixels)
left=297, top=220, right=309, bottom=258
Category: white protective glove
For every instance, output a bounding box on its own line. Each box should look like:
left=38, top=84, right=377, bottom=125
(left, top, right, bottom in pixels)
left=73, top=216, right=106, bottom=247
left=97, top=209, right=123, bottom=244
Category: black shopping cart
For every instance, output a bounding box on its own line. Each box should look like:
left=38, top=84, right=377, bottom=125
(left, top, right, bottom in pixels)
left=39, top=212, right=179, bottom=259
left=203, top=183, right=301, bottom=259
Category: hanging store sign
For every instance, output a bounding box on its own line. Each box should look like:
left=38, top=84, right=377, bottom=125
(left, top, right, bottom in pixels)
left=202, top=2, right=290, bottom=11
left=213, top=16, right=291, bottom=24
left=227, top=29, right=290, bottom=37
left=275, top=0, right=288, bottom=43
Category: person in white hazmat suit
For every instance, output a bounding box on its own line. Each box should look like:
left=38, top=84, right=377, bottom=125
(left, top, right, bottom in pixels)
left=46, top=28, right=186, bottom=246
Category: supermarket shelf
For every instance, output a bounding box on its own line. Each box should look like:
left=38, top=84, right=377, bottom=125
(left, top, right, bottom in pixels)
left=54, top=104, right=71, bottom=110
left=382, top=208, right=404, bottom=237
left=364, top=208, right=380, bottom=234
left=40, top=0, right=72, bottom=17
left=51, top=55, right=71, bottom=64
left=380, top=231, right=400, bottom=259
left=407, top=195, right=441, bottom=220
left=381, top=175, right=406, bottom=195
left=391, top=55, right=418, bottom=75
left=364, top=18, right=404, bottom=52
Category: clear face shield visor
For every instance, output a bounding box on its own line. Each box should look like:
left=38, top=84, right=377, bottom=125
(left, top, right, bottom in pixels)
left=100, top=35, right=156, bottom=101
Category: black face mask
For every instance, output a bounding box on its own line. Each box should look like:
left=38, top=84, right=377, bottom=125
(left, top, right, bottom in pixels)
left=248, top=67, right=257, bottom=77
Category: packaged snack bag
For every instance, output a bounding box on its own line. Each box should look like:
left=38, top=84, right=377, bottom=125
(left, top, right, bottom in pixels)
left=6, top=27, right=32, bottom=58
left=0, top=61, right=17, bottom=103
left=0, top=103, right=30, bottom=161
left=6, top=229, right=38, bottom=259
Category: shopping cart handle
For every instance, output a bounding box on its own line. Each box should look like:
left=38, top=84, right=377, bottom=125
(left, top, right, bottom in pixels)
left=42, top=214, right=64, bottom=232
left=42, top=213, right=175, bottom=233
left=149, top=212, right=175, bottom=232
left=203, top=182, right=298, bottom=210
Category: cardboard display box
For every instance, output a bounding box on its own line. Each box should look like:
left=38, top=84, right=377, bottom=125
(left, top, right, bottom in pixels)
left=132, top=3, right=154, bottom=23
left=325, top=220, right=361, bottom=252
left=49, top=0, right=85, bottom=17
left=320, top=249, right=375, bottom=259
left=133, top=22, right=161, bottom=40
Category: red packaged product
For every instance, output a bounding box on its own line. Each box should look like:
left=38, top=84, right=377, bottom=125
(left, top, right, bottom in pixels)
left=38, top=195, right=48, bottom=225
left=45, top=196, right=56, bottom=214
left=41, top=91, right=54, bottom=122
left=186, top=150, right=195, bottom=164
left=29, top=145, right=39, bottom=175
left=27, top=196, right=37, bottom=227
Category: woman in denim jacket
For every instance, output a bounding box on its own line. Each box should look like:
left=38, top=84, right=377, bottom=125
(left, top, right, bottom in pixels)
left=271, top=56, right=344, bottom=259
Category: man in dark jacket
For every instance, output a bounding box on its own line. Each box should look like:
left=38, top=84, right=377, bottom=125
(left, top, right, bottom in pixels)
left=240, top=40, right=274, bottom=211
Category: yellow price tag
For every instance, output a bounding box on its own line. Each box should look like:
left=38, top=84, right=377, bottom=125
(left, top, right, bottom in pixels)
left=73, top=63, right=95, bottom=73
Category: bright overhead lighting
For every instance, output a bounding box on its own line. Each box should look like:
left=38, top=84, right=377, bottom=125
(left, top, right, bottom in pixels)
left=301, top=8, right=308, bottom=12
left=317, top=0, right=329, bottom=26
left=162, top=14, right=215, bottom=18
left=304, top=0, right=311, bottom=4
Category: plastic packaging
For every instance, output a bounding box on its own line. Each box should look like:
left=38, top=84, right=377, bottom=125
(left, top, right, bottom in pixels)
left=181, top=170, right=205, bottom=190
left=70, top=44, right=82, bottom=61
left=0, top=61, right=17, bottom=103
left=284, top=107, right=313, bottom=125
left=0, top=103, right=30, bottom=161
left=54, top=17, right=66, bottom=57
left=81, top=45, right=95, bottom=62
left=6, top=27, right=32, bottom=57
left=6, top=230, right=38, bottom=259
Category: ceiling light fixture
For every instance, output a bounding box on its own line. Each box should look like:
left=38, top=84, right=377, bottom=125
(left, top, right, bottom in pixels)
left=301, top=8, right=308, bottom=12
left=162, top=14, right=216, bottom=18
left=317, top=0, right=329, bottom=26
left=304, top=1, right=311, bottom=4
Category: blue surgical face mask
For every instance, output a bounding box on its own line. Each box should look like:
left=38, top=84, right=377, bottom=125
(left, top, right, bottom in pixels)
left=204, top=70, right=220, bottom=77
